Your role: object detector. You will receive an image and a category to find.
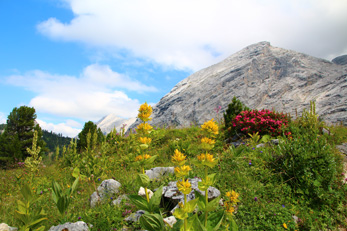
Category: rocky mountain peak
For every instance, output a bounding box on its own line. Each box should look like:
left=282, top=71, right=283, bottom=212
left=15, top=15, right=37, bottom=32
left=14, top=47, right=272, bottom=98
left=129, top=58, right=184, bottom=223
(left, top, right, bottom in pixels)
left=130, top=41, right=346, bottom=131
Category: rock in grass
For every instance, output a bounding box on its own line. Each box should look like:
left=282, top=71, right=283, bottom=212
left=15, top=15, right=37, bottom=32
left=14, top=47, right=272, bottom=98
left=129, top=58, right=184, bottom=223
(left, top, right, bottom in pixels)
left=145, top=167, right=174, bottom=180
left=0, top=223, right=17, bottom=231
left=124, top=210, right=145, bottom=223
left=48, top=221, right=89, bottom=231
left=90, top=179, right=121, bottom=207
left=138, top=186, right=153, bottom=199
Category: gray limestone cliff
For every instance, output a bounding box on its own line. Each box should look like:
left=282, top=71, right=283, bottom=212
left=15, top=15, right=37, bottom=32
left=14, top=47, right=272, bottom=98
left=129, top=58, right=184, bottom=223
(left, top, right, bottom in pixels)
left=132, top=42, right=347, bottom=130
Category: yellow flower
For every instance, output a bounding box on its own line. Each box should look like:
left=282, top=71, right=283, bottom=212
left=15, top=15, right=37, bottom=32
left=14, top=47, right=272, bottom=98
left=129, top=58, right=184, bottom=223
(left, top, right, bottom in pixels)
left=135, top=155, right=144, bottom=161
left=226, top=190, right=239, bottom=204
left=138, top=102, right=153, bottom=121
left=171, top=149, right=186, bottom=166
left=139, top=137, right=152, bottom=144
left=135, top=154, right=151, bottom=162
left=201, top=137, right=216, bottom=145
left=197, top=153, right=215, bottom=163
left=201, top=119, right=219, bottom=136
left=174, top=165, right=192, bottom=178
left=137, top=123, right=153, bottom=133
left=225, top=202, right=235, bottom=215
left=143, top=154, right=151, bottom=159
left=283, top=223, right=287, bottom=229
left=177, top=179, right=191, bottom=195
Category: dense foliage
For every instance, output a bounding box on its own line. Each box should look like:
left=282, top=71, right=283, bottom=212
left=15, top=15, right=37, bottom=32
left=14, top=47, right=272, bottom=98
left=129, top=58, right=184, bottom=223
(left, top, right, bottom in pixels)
left=77, top=121, right=104, bottom=151
left=223, top=96, right=249, bottom=134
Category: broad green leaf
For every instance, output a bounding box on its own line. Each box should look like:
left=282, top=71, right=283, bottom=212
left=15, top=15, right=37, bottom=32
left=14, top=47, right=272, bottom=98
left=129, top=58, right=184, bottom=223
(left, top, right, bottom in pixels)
left=148, top=185, right=163, bottom=212
left=173, top=207, right=188, bottom=220
left=139, top=213, right=165, bottom=231
left=57, top=196, right=69, bottom=215
left=186, top=199, right=198, bottom=213
left=143, top=155, right=158, bottom=165
left=70, top=177, right=79, bottom=195
left=72, top=167, right=80, bottom=179
left=21, top=184, right=33, bottom=202
left=195, top=191, right=206, bottom=211
left=205, top=196, right=220, bottom=212
left=33, top=226, right=46, bottom=231
left=128, top=195, right=149, bottom=211
left=207, top=210, right=224, bottom=231
left=137, top=174, right=150, bottom=188
left=186, top=214, right=206, bottom=231
left=230, top=217, right=238, bottom=231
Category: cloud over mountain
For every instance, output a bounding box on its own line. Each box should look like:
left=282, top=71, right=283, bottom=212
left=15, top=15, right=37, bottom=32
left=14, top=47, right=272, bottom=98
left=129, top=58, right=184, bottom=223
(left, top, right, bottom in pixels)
left=37, top=0, right=347, bottom=71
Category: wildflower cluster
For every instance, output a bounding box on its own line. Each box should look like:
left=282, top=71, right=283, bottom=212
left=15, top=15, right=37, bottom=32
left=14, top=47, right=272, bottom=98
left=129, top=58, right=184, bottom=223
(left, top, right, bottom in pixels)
left=231, top=109, right=290, bottom=136
left=224, top=190, right=240, bottom=216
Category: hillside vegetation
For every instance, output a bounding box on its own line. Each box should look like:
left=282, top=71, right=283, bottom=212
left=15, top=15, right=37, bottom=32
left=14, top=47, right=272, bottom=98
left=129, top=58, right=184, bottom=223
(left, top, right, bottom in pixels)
left=0, top=102, right=346, bottom=231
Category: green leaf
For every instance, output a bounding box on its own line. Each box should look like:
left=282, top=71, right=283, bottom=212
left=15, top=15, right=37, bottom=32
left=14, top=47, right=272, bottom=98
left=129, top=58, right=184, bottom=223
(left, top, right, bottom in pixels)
left=21, top=183, right=33, bottom=202
left=143, top=155, right=158, bottom=165
left=148, top=185, right=163, bottom=213
left=33, top=226, right=46, bottom=231
left=207, top=210, right=224, bottom=231
left=51, top=181, right=62, bottom=204
left=186, top=199, right=198, bottom=213
left=72, top=167, right=80, bottom=179
left=128, top=195, right=149, bottom=211
left=139, top=213, right=165, bottom=231
left=230, top=217, right=238, bottom=231
left=70, top=177, right=79, bottom=195
left=57, top=196, right=69, bottom=215
left=195, top=191, right=206, bottom=211
left=173, top=207, right=188, bottom=220
left=137, top=174, right=150, bottom=188
left=27, top=218, right=48, bottom=228
left=186, top=214, right=206, bottom=231
left=205, top=196, right=220, bottom=212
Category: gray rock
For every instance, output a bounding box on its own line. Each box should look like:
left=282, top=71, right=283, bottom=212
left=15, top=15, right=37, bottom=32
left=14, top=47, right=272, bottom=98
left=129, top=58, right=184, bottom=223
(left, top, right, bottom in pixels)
left=128, top=42, right=347, bottom=132
left=337, top=143, right=347, bottom=156
left=256, top=143, right=265, bottom=148
left=48, top=221, right=89, bottom=231
left=124, top=210, right=145, bottom=223
left=162, top=178, right=221, bottom=214
left=270, top=139, right=280, bottom=145
left=145, top=167, right=174, bottom=180
left=112, top=194, right=129, bottom=206
left=90, top=179, right=121, bottom=207
left=163, top=216, right=177, bottom=227
left=0, top=223, right=17, bottom=231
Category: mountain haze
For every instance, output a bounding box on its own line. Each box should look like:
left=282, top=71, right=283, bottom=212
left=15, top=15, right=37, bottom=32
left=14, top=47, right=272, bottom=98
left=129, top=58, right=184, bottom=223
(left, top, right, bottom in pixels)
left=96, top=114, right=136, bottom=135
left=129, top=41, right=346, bottom=130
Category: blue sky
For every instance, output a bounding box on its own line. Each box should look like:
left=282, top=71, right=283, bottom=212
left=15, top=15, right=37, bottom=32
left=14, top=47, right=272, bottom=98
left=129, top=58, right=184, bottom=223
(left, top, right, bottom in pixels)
left=1, top=0, right=346, bottom=137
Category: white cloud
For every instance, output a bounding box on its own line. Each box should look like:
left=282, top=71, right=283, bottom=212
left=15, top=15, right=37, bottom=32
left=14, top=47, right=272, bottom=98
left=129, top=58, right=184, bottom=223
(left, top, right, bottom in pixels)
left=6, top=64, right=156, bottom=121
left=0, top=112, right=6, bottom=124
left=37, top=0, right=347, bottom=71
left=37, top=119, right=81, bottom=137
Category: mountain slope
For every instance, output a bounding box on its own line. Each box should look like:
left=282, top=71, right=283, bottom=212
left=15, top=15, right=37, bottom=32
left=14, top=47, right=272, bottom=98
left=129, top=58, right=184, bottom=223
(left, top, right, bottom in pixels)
left=96, top=114, right=136, bottom=134
left=138, top=41, right=346, bottom=128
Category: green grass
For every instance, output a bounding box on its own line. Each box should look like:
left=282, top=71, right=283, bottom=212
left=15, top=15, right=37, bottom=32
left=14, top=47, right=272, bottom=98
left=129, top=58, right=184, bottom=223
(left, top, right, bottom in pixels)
left=1, top=122, right=346, bottom=230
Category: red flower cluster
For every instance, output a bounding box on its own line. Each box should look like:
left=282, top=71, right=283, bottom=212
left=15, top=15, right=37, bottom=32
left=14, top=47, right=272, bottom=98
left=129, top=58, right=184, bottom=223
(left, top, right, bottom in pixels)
left=231, top=109, right=290, bottom=136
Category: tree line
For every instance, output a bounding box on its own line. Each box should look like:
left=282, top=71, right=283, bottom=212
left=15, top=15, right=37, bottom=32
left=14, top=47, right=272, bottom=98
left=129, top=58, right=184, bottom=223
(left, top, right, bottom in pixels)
left=0, top=106, right=104, bottom=168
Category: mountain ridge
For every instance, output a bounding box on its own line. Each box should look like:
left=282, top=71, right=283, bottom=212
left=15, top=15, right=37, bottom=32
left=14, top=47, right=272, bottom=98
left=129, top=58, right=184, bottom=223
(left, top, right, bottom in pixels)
left=128, top=41, right=346, bottom=131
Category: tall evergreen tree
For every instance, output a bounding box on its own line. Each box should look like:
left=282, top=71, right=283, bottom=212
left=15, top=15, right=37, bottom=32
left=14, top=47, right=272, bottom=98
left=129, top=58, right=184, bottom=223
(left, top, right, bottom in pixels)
left=77, top=121, right=103, bottom=151
left=0, top=106, right=44, bottom=163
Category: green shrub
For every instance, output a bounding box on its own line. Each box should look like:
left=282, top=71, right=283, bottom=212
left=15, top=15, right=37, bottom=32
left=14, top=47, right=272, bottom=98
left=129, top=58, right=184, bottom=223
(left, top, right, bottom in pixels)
left=269, top=132, right=341, bottom=205
left=223, top=97, right=249, bottom=137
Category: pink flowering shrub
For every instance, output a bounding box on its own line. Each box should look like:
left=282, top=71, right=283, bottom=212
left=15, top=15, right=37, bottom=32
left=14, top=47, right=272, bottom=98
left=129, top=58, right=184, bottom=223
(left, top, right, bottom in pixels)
left=231, top=109, right=290, bottom=137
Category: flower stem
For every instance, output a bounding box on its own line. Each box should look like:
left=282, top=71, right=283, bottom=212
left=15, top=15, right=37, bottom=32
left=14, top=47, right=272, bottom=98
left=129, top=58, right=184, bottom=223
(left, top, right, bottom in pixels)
left=142, top=167, right=150, bottom=203
left=204, top=166, right=208, bottom=227
left=184, top=193, right=187, bottom=231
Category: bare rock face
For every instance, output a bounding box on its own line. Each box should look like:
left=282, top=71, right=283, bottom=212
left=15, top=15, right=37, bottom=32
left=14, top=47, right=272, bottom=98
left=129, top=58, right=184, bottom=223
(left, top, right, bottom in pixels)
left=134, top=42, right=346, bottom=129
left=332, top=55, right=347, bottom=65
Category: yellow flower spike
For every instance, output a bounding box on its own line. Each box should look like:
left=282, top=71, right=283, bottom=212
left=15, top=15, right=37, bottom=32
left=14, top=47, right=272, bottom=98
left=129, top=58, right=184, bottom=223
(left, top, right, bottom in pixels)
left=283, top=223, right=288, bottom=229
left=225, top=202, right=235, bottom=215
left=137, top=123, right=153, bottom=134
left=135, top=155, right=144, bottom=162
left=171, top=149, right=187, bottom=166
left=201, top=119, right=219, bottom=136
left=177, top=179, right=191, bottom=195
left=174, top=165, right=192, bottom=178
left=139, top=137, right=152, bottom=145
left=197, top=153, right=215, bottom=163
left=138, top=102, right=153, bottom=122
left=201, top=137, right=215, bottom=145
